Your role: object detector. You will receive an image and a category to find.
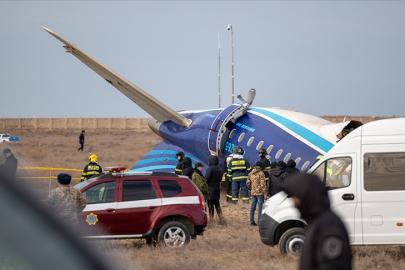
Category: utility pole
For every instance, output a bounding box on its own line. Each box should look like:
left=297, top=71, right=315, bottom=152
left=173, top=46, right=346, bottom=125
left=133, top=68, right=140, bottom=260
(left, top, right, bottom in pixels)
left=228, top=24, right=234, bottom=104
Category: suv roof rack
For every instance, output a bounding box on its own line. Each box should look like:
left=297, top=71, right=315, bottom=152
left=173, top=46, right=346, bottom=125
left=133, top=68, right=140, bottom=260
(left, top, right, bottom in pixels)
left=110, top=171, right=179, bottom=177
left=150, top=172, right=179, bottom=177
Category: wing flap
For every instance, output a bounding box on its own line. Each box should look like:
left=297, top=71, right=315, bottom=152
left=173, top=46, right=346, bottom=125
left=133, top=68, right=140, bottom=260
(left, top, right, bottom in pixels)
left=42, top=27, right=191, bottom=127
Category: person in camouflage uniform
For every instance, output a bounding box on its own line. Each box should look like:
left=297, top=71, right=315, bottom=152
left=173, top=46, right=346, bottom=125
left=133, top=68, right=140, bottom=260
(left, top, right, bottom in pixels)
left=46, top=173, right=87, bottom=230
left=246, top=161, right=267, bottom=226
left=191, top=162, right=210, bottom=200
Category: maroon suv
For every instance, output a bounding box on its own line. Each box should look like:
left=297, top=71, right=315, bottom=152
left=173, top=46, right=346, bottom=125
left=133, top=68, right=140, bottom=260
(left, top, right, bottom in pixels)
left=74, top=167, right=207, bottom=247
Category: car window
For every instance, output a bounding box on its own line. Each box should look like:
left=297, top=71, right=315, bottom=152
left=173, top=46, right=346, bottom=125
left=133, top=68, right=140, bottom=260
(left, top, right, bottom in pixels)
left=122, top=180, right=156, bottom=201
left=364, top=152, right=405, bottom=191
left=158, top=180, right=182, bottom=197
left=82, top=181, right=116, bottom=204
left=74, top=181, right=93, bottom=191
left=311, top=157, right=352, bottom=189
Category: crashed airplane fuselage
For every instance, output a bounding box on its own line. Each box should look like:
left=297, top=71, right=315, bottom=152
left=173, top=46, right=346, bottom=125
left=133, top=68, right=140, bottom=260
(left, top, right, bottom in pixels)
left=42, top=27, right=362, bottom=172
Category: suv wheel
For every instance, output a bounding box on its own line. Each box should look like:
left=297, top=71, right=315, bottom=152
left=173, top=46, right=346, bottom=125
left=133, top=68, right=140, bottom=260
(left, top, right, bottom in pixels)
left=279, top=228, right=305, bottom=257
left=158, top=221, right=190, bottom=247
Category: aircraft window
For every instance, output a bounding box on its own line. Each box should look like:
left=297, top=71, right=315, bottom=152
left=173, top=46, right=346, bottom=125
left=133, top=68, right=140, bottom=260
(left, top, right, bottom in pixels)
left=229, top=129, right=236, bottom=139
left=295, top=157, right=302, bottom=166
left=256, top=141, right=264, bottom=150
left=301, top=161, right=310, bottom=171
left=247, top=137, right=254, bottom=146
left=238, top=133, right=245, bottom=142
left=275, top=149, right=283, bottom=159
left=283, top=153, right=292, bottom=163
left=267, top=145, right=274, bottom=154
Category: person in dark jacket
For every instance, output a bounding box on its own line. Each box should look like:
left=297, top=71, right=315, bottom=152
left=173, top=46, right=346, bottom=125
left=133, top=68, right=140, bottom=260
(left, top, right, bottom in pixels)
left=182, top=157, right=194, bottom=180
left=268, top=161, right=277, bottom=196
left=205, top=155, right=226, bottom=225
left=281, top=174, right=352, bottom=270
left=258, top=148, right=271, bottom=195
left=269, top=161, right=289, bottom=195
left=174, top=151, right=185, bottom=175
left=286, top=159, right=300, bottom=176
left=0, top=148, right=18, bottom=180
left=77, top=130, right=85, bottom=152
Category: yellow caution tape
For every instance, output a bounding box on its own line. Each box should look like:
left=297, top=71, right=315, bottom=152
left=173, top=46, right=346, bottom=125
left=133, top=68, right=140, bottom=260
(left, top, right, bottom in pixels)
left=18, top=167, right=82, bottom=172
left=17, top=176, right=81, bottom=180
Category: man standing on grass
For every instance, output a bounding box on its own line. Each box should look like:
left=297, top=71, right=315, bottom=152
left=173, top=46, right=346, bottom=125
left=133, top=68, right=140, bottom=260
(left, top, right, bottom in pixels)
left=205, top=155, right=226, bottom=225
left=46, top=173, right=87, bottom=230
left=191, top=162, right=210, bottom=201
left=0, top=148, right=18, bottom=180
left=246, top=161, right=267, bottom=226
left=78, top=130, right=85, bottom=151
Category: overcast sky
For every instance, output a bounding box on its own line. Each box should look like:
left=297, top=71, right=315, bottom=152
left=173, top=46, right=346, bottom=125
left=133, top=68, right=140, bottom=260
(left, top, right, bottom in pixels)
left=1, top=1, right=404, bottom=118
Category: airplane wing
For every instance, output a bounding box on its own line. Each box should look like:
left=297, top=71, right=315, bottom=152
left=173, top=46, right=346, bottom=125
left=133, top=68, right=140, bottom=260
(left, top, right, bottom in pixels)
left=42, top=27, right=191, bottom=127
left=130, top=140, right=205, bottom=172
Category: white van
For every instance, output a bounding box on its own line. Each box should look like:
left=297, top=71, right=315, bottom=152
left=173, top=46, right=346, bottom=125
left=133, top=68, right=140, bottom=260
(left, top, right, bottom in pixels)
left=259, top=118, right=405, bottom=256
left=0, top=134, right=10, bottom=143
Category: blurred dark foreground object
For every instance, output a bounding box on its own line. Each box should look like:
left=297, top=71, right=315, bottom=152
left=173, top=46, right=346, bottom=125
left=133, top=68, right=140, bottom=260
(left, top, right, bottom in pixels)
left=282, top=174, right=352, bottom=270
left=0, top=171, right=119, bottom=270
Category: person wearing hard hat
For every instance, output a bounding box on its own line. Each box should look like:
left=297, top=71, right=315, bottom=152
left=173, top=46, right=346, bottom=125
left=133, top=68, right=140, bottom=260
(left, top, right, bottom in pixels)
left=81, top=154, right=102, bottom=182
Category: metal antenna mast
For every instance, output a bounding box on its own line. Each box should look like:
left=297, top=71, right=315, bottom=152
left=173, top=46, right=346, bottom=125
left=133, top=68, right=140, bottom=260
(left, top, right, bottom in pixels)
left=218, top=33, right=221, bottom=108
left=228, top=24, right=234, bottom=104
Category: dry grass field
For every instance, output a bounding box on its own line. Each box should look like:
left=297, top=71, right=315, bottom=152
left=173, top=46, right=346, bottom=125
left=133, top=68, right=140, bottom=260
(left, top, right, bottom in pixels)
left=3, top=129, right=405, bottom=270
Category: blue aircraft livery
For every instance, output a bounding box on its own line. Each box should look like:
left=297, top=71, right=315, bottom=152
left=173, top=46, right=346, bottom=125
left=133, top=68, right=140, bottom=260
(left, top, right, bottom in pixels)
left=132, top=106, right=337, bottom=173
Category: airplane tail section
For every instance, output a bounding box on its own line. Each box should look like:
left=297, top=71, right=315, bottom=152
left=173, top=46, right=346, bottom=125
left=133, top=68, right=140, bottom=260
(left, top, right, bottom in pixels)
left=41, top=27, right=191, bottom=127
left=130, top=140, right=204, bottom=172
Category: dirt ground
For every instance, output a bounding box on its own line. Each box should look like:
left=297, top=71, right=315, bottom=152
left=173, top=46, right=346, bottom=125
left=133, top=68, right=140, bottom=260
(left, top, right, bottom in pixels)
left=3, top=130, right=405, bottom=270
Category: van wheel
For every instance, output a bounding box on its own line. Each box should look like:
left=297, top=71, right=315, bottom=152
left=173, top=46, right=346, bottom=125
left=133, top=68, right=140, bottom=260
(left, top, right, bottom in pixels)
left=158, top=221, right=190, bottom=247
left=279, top=228, right=305, bottom=257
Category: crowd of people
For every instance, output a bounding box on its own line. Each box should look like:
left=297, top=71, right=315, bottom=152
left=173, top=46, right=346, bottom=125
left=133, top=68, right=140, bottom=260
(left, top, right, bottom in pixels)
left=1, top=138, right=351, bottom=268
left=174, top=146, right=302, bottom=226
left=174, top=147, right=352, bottom=269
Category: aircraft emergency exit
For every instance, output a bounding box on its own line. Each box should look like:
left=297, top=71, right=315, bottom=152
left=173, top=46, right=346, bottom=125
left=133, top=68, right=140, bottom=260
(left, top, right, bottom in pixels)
left=42, top=27, right=363, bottom=172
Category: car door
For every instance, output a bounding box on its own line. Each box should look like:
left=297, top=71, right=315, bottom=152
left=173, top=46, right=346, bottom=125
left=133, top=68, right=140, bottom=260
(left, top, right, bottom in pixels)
left=311, top=155, right=358, bottom=243
left=78, top=180, right=117, bottom=236
left=361, top=145, right=405, bottom=244
left=115, top=179, right=162, bottom=235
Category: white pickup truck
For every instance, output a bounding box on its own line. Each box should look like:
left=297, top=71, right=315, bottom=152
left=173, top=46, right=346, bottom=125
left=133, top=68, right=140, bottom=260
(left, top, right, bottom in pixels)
left=0, top=134, right=10, bottom=143
left=259, top=118, right=405, bottom=256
